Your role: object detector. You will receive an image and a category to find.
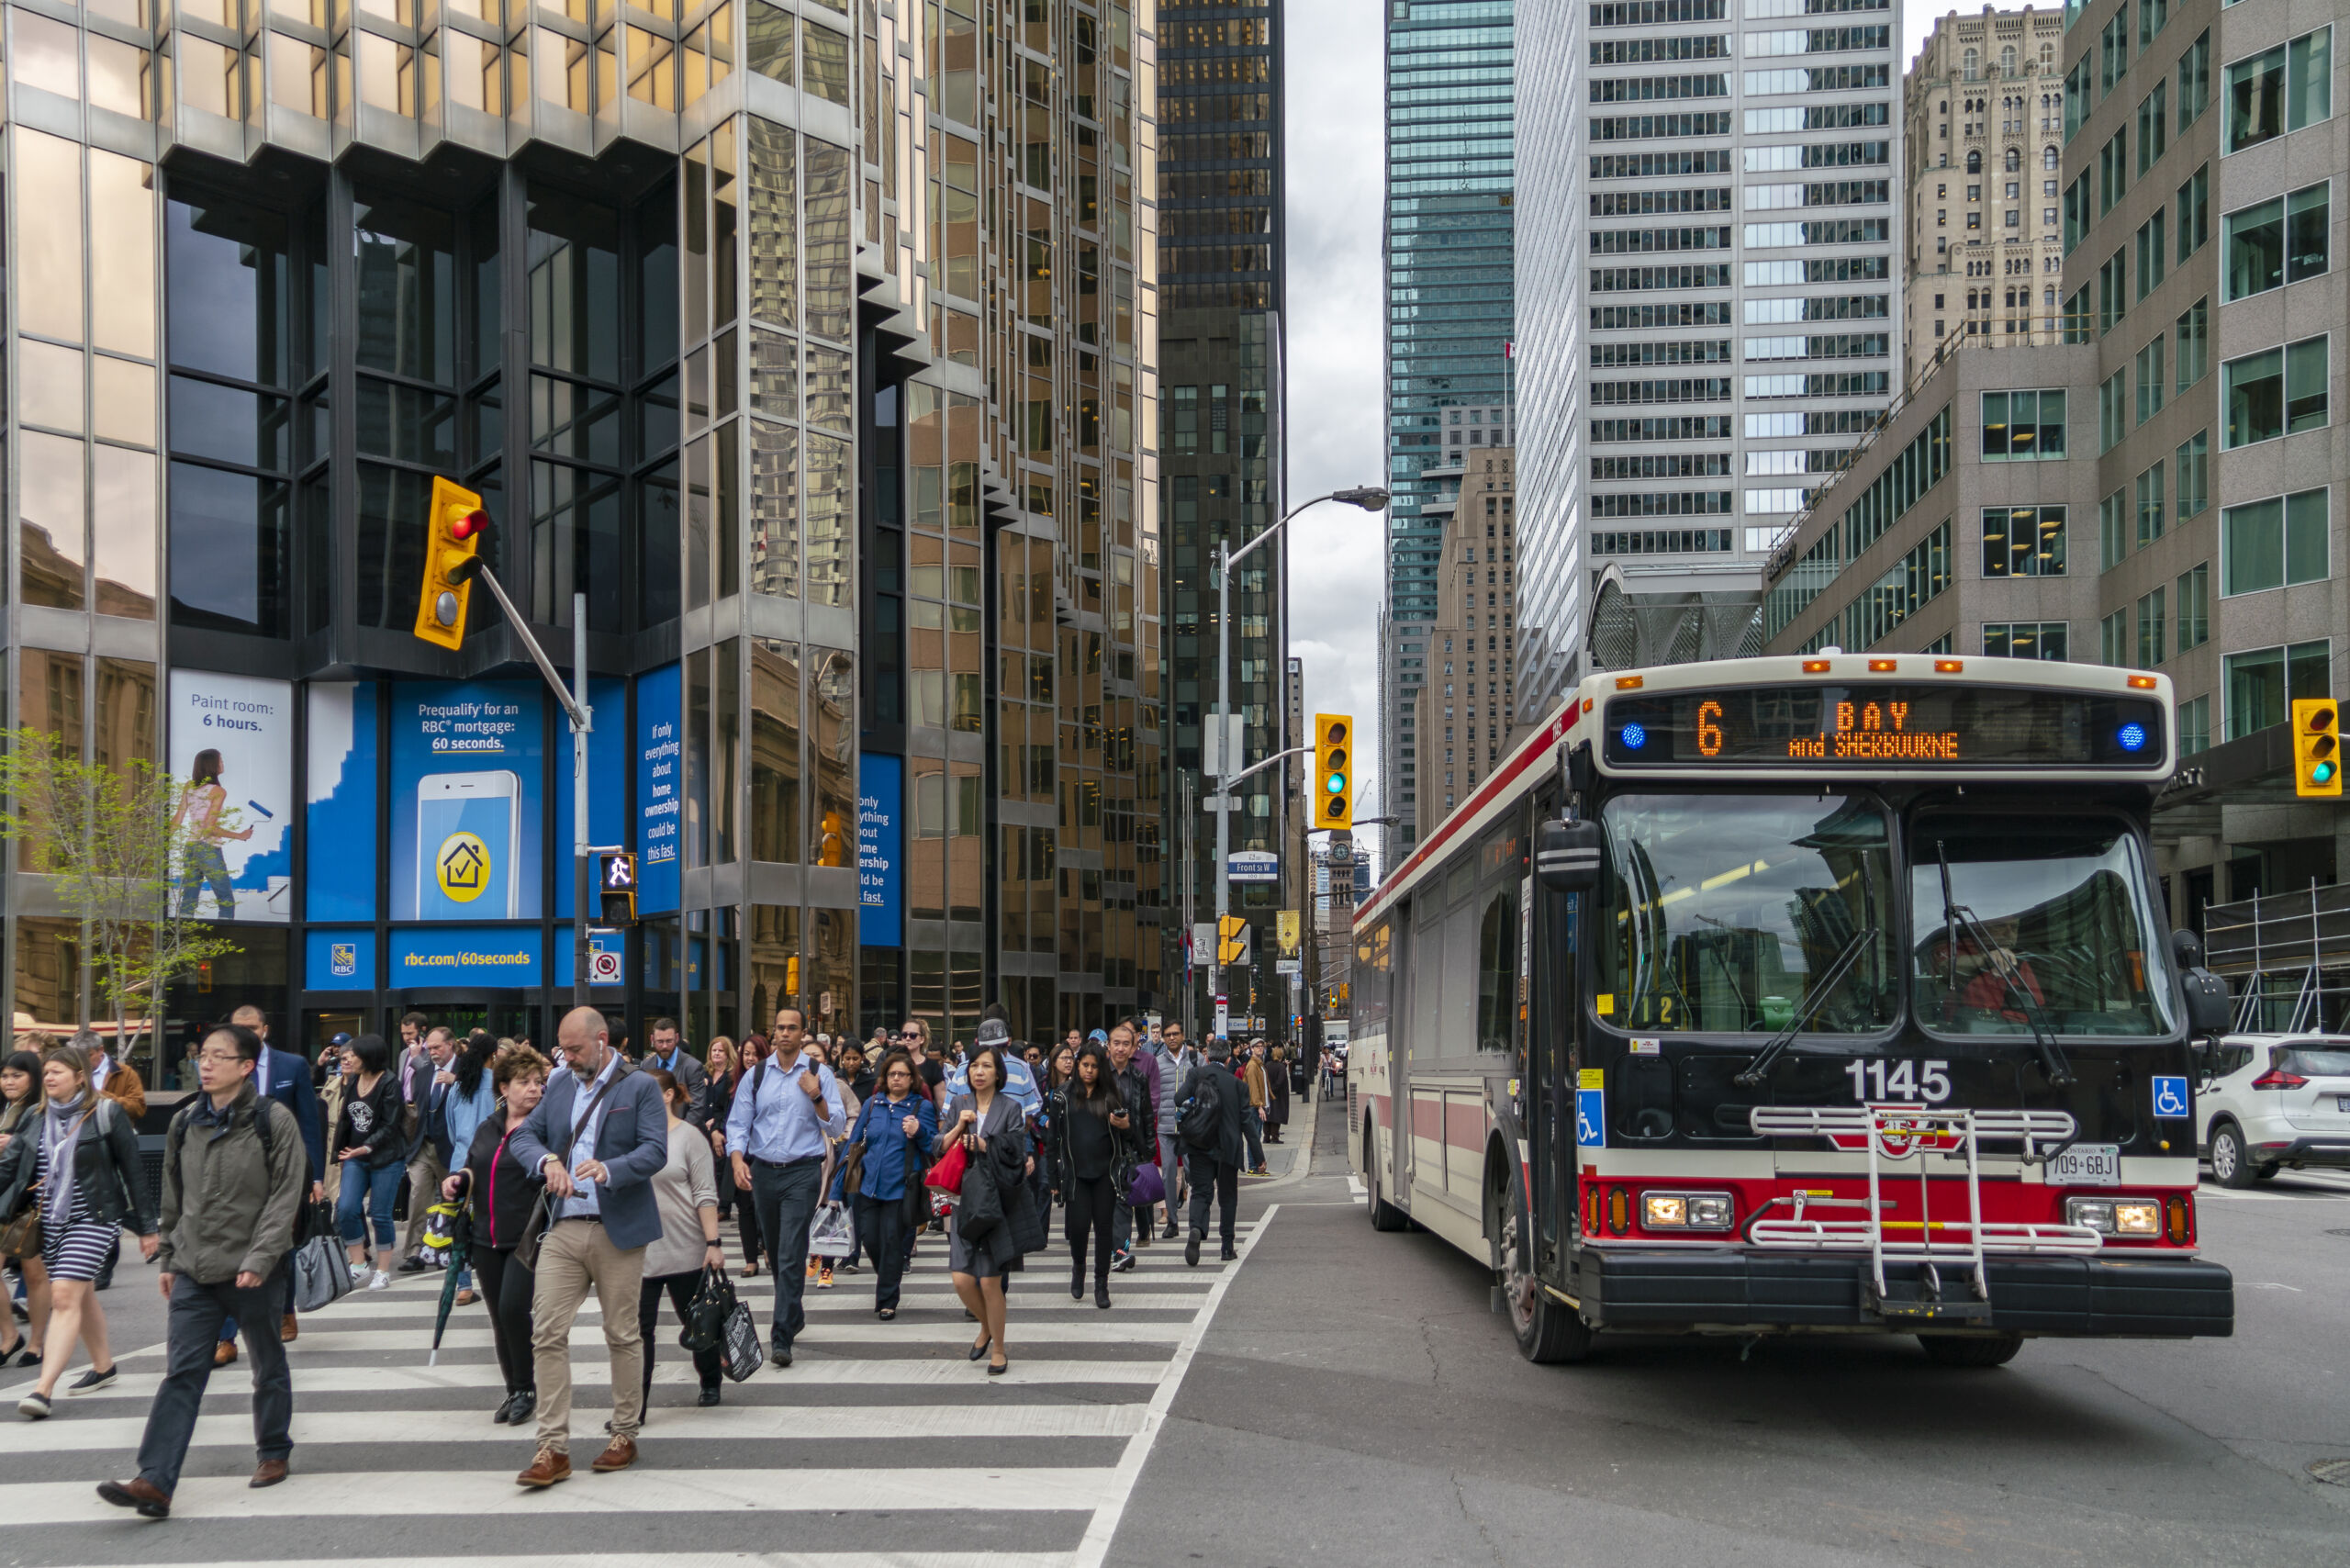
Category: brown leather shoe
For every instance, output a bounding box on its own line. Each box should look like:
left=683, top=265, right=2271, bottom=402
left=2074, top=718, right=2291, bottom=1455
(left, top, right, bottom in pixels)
left=589, top=1436, right=638, bottom=1473
left=515, top=1447, right=572, bottom=1487
left=280, top=1313, right=298, bottom=1343
left=214, top=1340, right=238, bottom=1368
left=250, top=1459, right=289, bottom=1488
left=95, top=1477, right=172, bottom=1518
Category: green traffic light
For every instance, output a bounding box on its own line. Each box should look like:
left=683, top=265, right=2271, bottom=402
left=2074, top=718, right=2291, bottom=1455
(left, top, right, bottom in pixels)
left=1326, top=772, right=1347, bottom=793
left=2317, top=761, right=2337, bottom=785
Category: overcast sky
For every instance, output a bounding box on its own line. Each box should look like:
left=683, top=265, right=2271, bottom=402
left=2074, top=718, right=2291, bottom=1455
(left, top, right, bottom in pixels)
left=1279, top=4, right=1944, bottom=877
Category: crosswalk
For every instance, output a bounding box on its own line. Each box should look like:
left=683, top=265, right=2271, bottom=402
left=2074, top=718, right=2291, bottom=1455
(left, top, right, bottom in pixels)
left=0, top=1210, right=1274, bottom=1566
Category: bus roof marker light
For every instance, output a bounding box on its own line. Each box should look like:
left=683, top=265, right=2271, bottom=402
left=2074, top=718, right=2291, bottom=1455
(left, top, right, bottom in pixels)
left=2116, top=722, right=2148, bottom=753
left=1619, top=722, right=1648, bottom=751
left=1801, top=659, right=1831, bottom=674
left=1934, top=658, right=1964, bottom=674
left=1615, top=675, right=1644, bottom=690
left=1867, top=657, right=1897, bottom=672
left=2127, top=674, right=2158, bottom=689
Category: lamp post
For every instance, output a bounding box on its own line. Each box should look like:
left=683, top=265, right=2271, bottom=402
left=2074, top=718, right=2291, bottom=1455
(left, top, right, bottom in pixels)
left=1207, top=486, right=1388, bottom=1037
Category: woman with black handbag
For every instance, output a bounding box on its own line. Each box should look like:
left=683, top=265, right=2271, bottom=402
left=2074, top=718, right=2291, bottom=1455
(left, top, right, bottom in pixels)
left=440, top=1044, right=550, bottom=1426
left=830, top=1050, right=935, bottom=1319
left=0, top=1051, right=51, bottom=1371
left=633, top=1070, right=726, bottom=1408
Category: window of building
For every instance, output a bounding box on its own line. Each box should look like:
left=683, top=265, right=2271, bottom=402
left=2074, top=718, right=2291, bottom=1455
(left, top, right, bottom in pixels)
left=2222, top=182, right=2330, bottom=300
left=2225, top=28, right=2333, bottom=153
left=2221, top=336, right=2328, bottom=446
left=2175, top=297, right=2209, bottom=391
left=2098, top=369, right=2128, bottom=452
left=1980, top=388, right=2065, bottom=458
left=2135, top=211, right=2167, bottom=297
left=2135, top=335, right=2165, bottom=423
left=2176, top=429, right=2209, bottom=520
left=2098, top=129, right=2129, bottom=216
left=2178, top=693, right=2210, bottom=756
left=2176, top=163, right=2209, bottom=262
left=2224, top=640, right=2330, bottom=739
left=1984, top=622, right=2068, bottom=660
left=2100, top=487, right=2129, bottom=569
left=2221, top=488, right=2330, bottom=595
left=2136, top=587, right=2166, bottom=666
left=2098, top=249, right=2126, bottom=332
left=2177, top=29, right=2210, bottom=129
left=2177, top=562, right=2210, bottom=650
left=2099, top=608, right=2129, bottom=667
left=1981, top=505, right=2065, bottom=577
left=2136, top=461, right=2166, bottom=546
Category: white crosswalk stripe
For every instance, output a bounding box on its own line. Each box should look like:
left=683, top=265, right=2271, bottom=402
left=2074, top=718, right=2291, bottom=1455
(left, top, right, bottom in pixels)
left=0, top=1210, right=1274, bottom=1567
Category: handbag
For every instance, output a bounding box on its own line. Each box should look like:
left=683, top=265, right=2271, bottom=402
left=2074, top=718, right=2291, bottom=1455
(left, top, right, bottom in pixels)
left=809, top=1198, right=856, bottom=1258
left=0, top=1196, right=40, bottom=1262
left=679, top=1264, right=732, bottom=1354
left=513, top=1069, right=625, bottom=1273
left=1125, top=1160, right=1166, bottom=1208
left=923, top=1139, right=968, bottom=1196
left=289, top=1199, right=353, bottom=1313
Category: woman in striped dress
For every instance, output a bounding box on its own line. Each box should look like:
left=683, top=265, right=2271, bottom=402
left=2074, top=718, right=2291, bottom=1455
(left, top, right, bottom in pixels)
left=0, top=1046, right=159, bottom=1419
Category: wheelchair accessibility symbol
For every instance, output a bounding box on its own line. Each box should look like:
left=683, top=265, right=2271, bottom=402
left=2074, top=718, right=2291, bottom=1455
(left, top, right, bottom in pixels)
left=2152, top=1075, right=2190, bottom=1118
left=1575, top=1088, right=1606, bottom=1148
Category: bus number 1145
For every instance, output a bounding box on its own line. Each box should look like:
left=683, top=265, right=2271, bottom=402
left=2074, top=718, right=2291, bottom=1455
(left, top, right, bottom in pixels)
left=1845, top=1058, right=1952, bottom=1102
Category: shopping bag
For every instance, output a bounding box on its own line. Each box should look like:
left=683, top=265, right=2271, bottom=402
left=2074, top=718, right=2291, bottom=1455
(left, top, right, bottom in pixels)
left=1125, top=1160, right=1166, bottom=1208
left=809, top=1199, right=857, bottom=1259
left=718, top=1295, right=764, bottom=1382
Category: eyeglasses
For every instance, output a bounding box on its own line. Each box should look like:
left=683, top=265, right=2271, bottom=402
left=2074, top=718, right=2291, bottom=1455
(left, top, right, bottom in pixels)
left=196, top=1050, right=248, bottom=1067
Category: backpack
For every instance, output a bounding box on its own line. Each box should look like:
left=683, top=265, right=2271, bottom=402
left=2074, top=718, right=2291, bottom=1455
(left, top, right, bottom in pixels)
left=1177, top=1067, right=1225, bottom=1153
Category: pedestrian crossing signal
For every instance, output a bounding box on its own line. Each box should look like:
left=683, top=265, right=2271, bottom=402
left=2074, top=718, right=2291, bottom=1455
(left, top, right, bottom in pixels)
left=2293, top=698, right=2341, bottom=798
left=1315, top=713, right=1354, bottom=827
left=597, top=850, right=639, bottom=924
left=415, top=477, right=494, bottom=651
left=1218, top=914, right=1250, bottom=966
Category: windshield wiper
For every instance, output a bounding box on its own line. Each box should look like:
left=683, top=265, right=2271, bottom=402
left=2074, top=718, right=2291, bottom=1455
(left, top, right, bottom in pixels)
left=1934, top=838, right=2076, bottom=1089
left=1735, top=924, right=1878, bottom=1089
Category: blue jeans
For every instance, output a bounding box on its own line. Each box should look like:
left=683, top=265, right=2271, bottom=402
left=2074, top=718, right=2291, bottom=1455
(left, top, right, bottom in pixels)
left=176, top=843, right=236, bottom=918
left=337, top=1160, right=402, bottom=1249
left=139, top=1267, right=292, bottom=1496
left=749, top=1157, right=822, bottom=1350
left=1242, top=1106, right=1266, bottom=1170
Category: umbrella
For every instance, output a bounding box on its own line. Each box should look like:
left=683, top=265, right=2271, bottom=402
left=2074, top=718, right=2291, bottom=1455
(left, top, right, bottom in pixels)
left=422, top=1198, right=475, bottom=1367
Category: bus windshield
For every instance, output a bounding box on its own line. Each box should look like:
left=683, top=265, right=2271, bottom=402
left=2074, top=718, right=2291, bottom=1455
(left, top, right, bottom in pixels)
left=1598, top=792, right=1898, bottom=1034
left=1910, top=815, right=2177, bottom=1037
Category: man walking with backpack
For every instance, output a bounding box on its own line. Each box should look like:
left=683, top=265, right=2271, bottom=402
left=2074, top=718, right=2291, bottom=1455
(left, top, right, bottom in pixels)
left=1176, top=1038, right=1246, bottom=1264
left=214, top=1003, right=322, bottom=1364
left=97, top=1025, right=308, bottom=1518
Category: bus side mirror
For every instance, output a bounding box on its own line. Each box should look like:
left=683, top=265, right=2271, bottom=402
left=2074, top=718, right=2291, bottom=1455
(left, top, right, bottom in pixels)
left=1535, top=818, right=1603, bottom=894
left=2171, top=929, right=2232, bottom=1037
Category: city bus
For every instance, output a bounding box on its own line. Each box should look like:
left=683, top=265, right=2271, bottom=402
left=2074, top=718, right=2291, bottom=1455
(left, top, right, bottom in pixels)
left=1348, top=654, right=2235, bottom=1364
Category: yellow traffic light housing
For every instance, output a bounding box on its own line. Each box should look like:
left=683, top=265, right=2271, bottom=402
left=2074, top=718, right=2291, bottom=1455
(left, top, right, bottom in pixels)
left=1218, top=914, right=1250, bottom=966
left=2293, top=698, right=2341, bottom=798
left=597, top=850, right=639, bottom=924
left=415, top=476, right=493, bottom=650
left=1315, top=712, right=1354, bottom=828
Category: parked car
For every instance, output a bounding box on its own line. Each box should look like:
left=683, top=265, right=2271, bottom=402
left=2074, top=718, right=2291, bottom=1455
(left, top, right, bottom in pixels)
left=2196, top=1034, right=2350, bottom=1187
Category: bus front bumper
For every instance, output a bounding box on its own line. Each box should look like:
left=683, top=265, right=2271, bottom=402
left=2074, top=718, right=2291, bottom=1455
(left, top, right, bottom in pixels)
left=1575, top=1249, right=2234, bottom=1338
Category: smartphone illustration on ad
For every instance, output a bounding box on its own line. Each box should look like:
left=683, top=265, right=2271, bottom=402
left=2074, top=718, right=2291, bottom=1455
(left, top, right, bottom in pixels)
left=416, top=771, right=521, bottom=919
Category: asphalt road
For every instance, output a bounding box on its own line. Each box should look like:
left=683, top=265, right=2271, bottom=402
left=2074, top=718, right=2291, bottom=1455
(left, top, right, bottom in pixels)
left=1110, top=1095, right=2350, bottom=1567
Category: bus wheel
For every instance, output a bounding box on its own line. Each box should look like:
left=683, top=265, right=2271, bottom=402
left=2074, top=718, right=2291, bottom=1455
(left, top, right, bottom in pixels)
left=1917, top=1333, right=2023, bottom=1368
left=1494, top=1170, right=1593, bottom=1364
left=1366, top=1130, right=1407, bottom=1232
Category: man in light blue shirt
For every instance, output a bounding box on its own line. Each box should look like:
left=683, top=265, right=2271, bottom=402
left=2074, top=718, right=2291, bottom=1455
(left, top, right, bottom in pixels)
left=724, top=1006, right=845, bottom=1366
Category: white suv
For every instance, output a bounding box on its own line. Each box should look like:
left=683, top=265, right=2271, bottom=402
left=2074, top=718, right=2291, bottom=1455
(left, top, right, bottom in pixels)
left=2197, top=1034, right=2350, bottom=1187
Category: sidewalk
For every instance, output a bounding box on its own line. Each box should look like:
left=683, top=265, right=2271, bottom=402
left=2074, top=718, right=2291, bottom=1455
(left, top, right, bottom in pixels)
left=1243, top=1091, right=1318, bottom=1182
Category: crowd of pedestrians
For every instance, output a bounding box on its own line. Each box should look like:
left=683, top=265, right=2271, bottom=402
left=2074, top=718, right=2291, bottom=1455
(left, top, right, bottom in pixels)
left=0, top=1001, right=1318, bottom=1518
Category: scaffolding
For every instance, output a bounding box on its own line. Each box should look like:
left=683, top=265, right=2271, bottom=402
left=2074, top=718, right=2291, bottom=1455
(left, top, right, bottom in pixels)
left=2199, top=880, right=2350, bottom=1034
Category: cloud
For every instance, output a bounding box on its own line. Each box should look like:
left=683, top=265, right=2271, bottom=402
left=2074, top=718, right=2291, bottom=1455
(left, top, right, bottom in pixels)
left=1283, top=1, right=1388, bottom=864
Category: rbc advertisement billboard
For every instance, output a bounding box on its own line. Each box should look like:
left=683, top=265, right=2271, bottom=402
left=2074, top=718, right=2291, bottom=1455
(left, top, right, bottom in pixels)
left=387, top=681, right=546, bottom=922
left=858, top=753, right=902, bottom=947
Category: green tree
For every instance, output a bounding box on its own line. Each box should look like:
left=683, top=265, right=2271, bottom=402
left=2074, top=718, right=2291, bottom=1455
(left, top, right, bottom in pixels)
left=0, top=727, right=240, bottom=1062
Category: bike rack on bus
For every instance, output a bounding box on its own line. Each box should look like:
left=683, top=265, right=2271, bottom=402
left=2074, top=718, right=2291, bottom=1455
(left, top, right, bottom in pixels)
left=1744, top=1105, right=2103, bottom=1323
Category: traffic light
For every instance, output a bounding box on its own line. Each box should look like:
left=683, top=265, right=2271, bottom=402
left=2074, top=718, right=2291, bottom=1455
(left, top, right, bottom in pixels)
left=2293, top=698, right=2341, bottom=798
left=597, top=850, right=639, bottom=924
left=1218, top=914, right=1250, bottom=966
left=1315, top=712, right=1354, bottom=827
left=415, top=476, right=494, bottom=650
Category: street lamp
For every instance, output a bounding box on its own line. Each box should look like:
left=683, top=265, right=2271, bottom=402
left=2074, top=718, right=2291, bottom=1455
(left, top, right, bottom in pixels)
left=1205, top=486, right=1389, bottom=1038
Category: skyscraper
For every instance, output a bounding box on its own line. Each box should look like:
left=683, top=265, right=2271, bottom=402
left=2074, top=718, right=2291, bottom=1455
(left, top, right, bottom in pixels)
left=1517, top=0, right=1903, bottom=695
left=1157, top=0, right=1289, bottom=1037
left=1382, top=0, right=1516, bottom=860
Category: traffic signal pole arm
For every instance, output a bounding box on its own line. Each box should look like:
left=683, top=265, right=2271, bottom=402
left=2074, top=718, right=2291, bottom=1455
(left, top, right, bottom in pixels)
left=464, top=562, right=591, bottom=733
left=1221, top=745, right=1311, bottom=790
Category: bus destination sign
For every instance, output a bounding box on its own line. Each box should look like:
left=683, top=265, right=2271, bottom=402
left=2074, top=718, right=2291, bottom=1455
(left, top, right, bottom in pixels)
left=1603, top=683, right=2167, bottom=769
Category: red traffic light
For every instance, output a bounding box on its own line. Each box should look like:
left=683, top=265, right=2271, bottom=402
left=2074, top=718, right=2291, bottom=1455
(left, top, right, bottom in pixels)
left=452, top=509, right=488, bottom=541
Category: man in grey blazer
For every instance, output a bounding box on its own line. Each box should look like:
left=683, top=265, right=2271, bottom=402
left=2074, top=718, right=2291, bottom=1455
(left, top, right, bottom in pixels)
left=508, top=1006, right=671, bottom=1486
left=643, top=1016, right=709, bottom=1127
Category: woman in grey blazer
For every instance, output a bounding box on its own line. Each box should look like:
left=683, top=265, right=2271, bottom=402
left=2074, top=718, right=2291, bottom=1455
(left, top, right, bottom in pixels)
left=936, top=1047, right=1043, bottom=1375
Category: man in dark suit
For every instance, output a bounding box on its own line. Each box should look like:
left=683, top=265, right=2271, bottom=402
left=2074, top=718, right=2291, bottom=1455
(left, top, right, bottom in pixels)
left=214, top=1005, right=324, bottom=1363
left=643, top=1016, right=708, bottom=1126
left=397, top=1027, right=455, bottom=1271
left=1177, top=1038, right=1248, bottom=1265
left=509, top=1006, right=675, bottom=1486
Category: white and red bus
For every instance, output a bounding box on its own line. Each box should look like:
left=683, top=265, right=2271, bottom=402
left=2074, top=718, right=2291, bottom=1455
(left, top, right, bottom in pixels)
left=1348, top=654, right=2235, bottom=1364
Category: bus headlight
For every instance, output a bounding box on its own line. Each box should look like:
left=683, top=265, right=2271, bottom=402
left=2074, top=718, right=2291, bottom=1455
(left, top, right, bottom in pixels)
left=2065, top=1196, right=2163, bottom=1237
left=1642, top=1191, right=1734, bottom=1231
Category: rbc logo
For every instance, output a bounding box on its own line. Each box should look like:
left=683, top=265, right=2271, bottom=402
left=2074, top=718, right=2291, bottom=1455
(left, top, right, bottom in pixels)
left=330, top=943, right=357, bottom=979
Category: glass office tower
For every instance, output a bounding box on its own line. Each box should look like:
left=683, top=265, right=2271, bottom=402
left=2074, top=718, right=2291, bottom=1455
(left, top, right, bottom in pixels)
left=1382, top=0, right=1515, bottom=858
left=3, top=0, right=1157, bottom=1074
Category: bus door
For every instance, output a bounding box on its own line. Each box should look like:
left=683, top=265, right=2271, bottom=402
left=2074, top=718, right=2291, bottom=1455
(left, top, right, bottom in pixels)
left=1390, top=896, right=1422, bottom=1207
left=1530, top=879, right=1580, bottom=1283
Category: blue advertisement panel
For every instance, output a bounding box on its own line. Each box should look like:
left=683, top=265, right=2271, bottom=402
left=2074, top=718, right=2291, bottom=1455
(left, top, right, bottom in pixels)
left=388, top=681, right=545, bottom=922
left=304, top=928, right=377, bottom=991
left=304, top=683, right=379, bottom=923
left=391, top=926, right=543, bottom=989
left=858, top=753, right=903, bottom=947
left=554, top=676, right=630, bottom=918
left=635, top=663, right=681, bottom=914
